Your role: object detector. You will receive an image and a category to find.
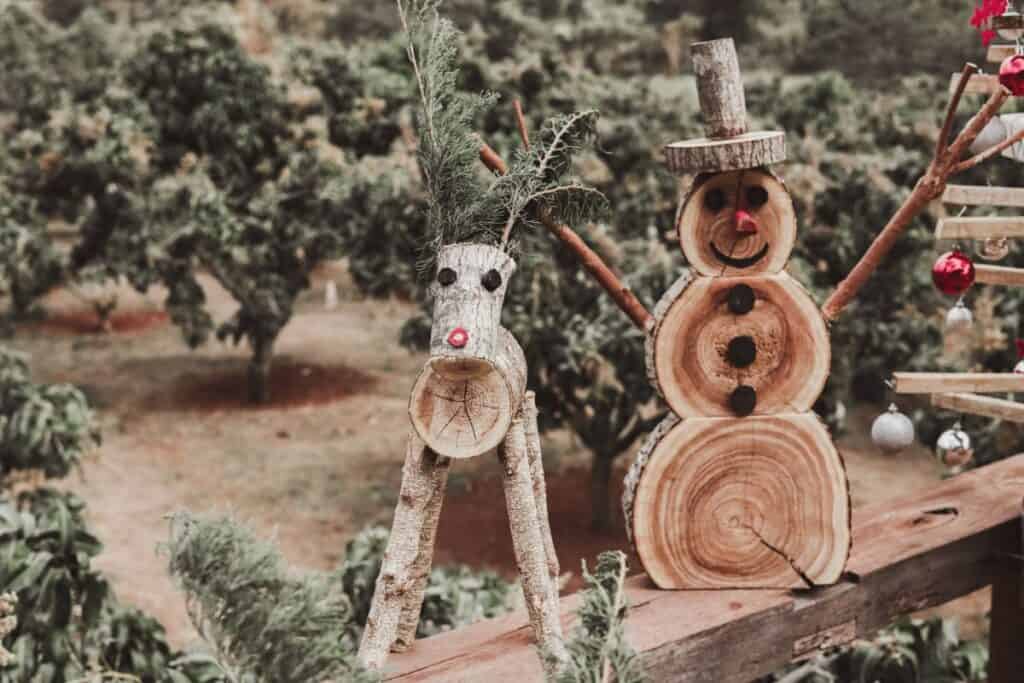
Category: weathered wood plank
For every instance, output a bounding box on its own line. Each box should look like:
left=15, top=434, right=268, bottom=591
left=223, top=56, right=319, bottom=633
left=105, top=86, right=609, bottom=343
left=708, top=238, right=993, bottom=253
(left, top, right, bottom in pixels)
left=987, top=503, right=1023, bottom=683
left=893, top=372, right=1024, bottom=394
left=949, top=72, right=1002, bottom=96
left=989, top=44, right=1016, bottom=63
left=934, top=216, right=1024, bottom=240
left=975, top=264, right=1024, bottom=286
left=933, top=393, right=1024, bottom=423
left=943, top=184, right=1024, bottom=208
left=385, top=455, right=1024, bottom=682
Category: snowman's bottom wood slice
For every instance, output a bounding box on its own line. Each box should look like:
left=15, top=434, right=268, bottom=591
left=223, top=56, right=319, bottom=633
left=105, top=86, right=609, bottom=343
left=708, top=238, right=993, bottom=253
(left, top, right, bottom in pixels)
left=629, top=413, right=850, bottom=590
left=409, top=327, right=527, bottom=459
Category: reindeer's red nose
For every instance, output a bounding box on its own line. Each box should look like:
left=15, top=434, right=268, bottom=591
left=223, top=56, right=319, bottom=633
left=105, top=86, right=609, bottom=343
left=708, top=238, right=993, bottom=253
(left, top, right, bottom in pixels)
left=734, top=210, right=758, bottom=234
left=447, top=327, right=469, bottom=348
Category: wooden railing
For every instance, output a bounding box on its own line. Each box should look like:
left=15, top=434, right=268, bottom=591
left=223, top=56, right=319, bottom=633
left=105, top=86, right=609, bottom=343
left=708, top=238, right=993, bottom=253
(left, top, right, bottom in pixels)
left=385, top=454, right=1024, bottom=682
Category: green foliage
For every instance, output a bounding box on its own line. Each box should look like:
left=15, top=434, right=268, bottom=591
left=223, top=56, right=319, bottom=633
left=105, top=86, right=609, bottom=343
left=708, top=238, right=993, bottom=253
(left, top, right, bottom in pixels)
left=0, top=348, right=98, bottom=481
left=767, top=617, right=989, bottom=683
left=554, top=551, right=645, bottom=683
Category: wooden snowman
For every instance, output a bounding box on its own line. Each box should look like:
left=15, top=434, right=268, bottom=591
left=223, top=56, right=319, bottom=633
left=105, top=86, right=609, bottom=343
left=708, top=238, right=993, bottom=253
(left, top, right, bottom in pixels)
left=359, top=243, right=565, bottom=671
left=623, top=39, right=851, bottom=590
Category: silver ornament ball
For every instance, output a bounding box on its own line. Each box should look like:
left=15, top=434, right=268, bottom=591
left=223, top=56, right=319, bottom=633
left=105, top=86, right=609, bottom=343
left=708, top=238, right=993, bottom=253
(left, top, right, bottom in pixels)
left=979, top=236, right=1010, bottom=262
left=936, top=424, right=974, bottom=474
left=871, top=404, right=915, bottom=454
left=944, top=299, right=973, bottom=334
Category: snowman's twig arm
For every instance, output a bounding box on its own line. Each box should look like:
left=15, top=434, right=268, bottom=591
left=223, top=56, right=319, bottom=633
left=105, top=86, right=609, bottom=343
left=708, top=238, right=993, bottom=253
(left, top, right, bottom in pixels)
left=821, top=68, right=1011, bottom=322
left=937, top=63, right=977, bottom=159
left=953, top=126, right=1024, bottom=173
left=478, top=141, right=655, bottom=331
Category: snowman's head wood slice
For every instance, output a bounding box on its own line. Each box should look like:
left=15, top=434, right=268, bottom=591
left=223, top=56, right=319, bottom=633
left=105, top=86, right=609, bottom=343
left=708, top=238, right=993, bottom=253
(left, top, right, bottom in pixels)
left=679, top=170, right=796, bottom=277
left=409, top=243, right=526, bottom=459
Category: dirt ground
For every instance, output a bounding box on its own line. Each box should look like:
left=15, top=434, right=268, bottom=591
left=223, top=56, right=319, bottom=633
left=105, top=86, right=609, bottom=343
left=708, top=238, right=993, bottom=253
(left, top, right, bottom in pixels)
left=4, top=271, right=988, bottom=649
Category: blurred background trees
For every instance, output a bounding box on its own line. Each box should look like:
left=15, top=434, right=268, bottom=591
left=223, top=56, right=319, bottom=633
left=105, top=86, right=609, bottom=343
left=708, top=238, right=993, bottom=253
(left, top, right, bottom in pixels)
left=2, top=0, right=1023, bottom=522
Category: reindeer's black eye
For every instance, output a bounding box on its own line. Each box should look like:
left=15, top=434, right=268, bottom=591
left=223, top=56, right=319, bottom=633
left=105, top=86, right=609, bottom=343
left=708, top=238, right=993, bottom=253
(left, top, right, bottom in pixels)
left=481, top=269, right=502, bottom=292
left=746, top=185, right=769, bottom=209
left=704, top=188, right=727, bottom=213
left=437, top=267, right=457, bottom=286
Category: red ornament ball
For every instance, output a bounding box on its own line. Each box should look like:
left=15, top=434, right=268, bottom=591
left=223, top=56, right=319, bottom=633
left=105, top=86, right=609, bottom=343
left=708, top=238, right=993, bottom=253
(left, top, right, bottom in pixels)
left=1000, top=54, right=1024, bottom=96
left=932, top=250, right=976, bottom=296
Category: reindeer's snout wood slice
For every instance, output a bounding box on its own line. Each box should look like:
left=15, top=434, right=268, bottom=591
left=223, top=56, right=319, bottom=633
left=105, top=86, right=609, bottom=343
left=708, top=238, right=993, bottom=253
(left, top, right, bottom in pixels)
left=647, top=272, right=830, bottom=418
left=678, top=169, right=797, bottom=277
left=630, top=413, right=851, bottom=590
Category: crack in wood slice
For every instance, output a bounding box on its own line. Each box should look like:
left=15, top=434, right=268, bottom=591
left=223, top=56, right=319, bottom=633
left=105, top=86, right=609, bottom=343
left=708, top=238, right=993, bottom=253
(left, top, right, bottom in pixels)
left=648, top=273, right=829, bottom=418
left=631, top=414, right=850, bottom=590
left=677, top=170, right=796, bottom=277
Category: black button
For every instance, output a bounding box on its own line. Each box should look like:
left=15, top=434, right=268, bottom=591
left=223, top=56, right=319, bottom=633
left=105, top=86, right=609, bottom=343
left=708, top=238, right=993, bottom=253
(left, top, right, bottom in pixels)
left=726, top=336, right=757, bottom=368
left=730, top=385, right=757, bottom=417
left=727, top=285, right=755, bottom=315
left=437, top=267, right=457, bottom=286
left=481, top=268, right=503, bottom=292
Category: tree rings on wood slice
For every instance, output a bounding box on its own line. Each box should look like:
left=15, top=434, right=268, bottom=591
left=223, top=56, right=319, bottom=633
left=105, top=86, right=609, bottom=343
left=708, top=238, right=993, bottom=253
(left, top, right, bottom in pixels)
left=664, top=131, right=785, bottom=176
left=677, top=169, right=796, bottom=277
left=409, top=327, right=527, bottom=459
left=647, top=273, right=829, bottom=418
left=630, top=413, right=851, bottom=589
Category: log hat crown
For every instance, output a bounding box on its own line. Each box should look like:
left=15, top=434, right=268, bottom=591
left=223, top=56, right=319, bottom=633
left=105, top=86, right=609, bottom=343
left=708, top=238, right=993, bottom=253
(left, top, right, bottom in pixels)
left=664, top=39, right=786, bottom=175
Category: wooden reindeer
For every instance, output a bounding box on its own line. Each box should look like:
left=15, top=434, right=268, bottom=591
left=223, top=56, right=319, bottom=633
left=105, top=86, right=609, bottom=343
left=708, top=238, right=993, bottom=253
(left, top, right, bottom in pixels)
left=359, top=1, right=609, bottom=672
left=358, top=242, right=565, bottom=672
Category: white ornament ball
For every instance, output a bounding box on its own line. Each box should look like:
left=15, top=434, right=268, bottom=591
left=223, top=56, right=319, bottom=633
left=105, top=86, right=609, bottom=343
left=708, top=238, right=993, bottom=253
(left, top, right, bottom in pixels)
left=1016, top=359, right=1024, bottom=374
left=936, top=424, right=974, bottom=474
left=944, top=300, right=973, bottom=334
left=871, top=404, right=916, bottom=454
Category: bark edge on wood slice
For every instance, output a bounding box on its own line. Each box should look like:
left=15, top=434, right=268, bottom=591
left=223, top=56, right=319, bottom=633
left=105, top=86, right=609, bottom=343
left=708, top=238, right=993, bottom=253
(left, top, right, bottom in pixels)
left=647, top=272, right=830, bottom=418
left=629, top=413, right=851, bottom=590
left=409, top=326, right=527, bottom=459
left=664, top=131, right=786, bottom=175
left=677, top=169, right=796, bottom=276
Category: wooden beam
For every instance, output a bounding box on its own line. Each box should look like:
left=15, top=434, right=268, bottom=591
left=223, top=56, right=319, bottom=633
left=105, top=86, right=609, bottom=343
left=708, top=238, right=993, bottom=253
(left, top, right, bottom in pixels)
left=975, top=264, right=1024, bottom=286
left=943, top=184, right=1024, bottom=208
left=949, top=72, right=1002, bottom=96
left=933, top=393, right=1024, bottom=423
left=935, top=216, right=1024, bottom=240
left=384, top=456, right=1024, bottom=682
left=989, top=44, right=1016, bottom=64
left=893, top=372, right=1024, bottom=394
left=987, top=502, right=1023, bottom=683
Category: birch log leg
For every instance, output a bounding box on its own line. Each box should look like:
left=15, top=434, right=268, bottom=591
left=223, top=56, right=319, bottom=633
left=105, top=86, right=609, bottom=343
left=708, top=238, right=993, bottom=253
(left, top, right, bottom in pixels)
left=359, top=434, right=451, bottom=670
left=500, top=415, right=568, bottom=672
left=522, top=392, right=560, bottom=607
left=393, top=443, right=451, bottom=652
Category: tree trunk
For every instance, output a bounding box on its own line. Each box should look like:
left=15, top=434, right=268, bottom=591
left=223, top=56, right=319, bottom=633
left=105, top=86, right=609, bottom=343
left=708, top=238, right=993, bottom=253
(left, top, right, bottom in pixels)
left=590, top=450, right=614, bottom=532
left=248, top=336, right=274, bottom=404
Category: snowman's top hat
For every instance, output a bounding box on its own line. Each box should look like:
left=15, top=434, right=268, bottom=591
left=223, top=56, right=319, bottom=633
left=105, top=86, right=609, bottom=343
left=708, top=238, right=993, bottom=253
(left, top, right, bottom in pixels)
left=664, top=38, right=786, bottom=176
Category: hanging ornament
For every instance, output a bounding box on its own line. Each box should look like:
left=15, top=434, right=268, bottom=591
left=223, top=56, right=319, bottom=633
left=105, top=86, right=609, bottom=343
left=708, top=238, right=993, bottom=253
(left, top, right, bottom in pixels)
left=1015, top=339, right=1024, bottom=373
left=1000, top=54, right=1024, bottom=96
left=871, top=404, right=916, bottom=454
left=972, top=0, right=1010, bottom=45
left=996, top=1, right=1024, bottom=40
left=944, top=298, right=974, bottom=335
left=979, top=236, right=1010, bottom=261
left=932, top=250, right=976, bottom=296
left=935, top=423, right=975, bottom=474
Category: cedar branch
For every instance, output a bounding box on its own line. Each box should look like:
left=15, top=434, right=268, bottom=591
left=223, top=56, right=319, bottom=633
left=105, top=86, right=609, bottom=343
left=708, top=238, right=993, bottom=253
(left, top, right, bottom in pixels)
left=821, top=68, right=1012, bottom=322
left=478, top=142, right=654, bottom=331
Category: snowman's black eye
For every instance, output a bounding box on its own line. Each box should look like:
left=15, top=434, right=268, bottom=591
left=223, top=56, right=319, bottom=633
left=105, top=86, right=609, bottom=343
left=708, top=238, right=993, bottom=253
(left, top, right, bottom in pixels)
left=481, top=269, right=502, bottom=292
left=704, top=188, right=727, bottom=213
left=746, top=185, right=768, bottom=209
left=437, top=267, right=457, bottom=286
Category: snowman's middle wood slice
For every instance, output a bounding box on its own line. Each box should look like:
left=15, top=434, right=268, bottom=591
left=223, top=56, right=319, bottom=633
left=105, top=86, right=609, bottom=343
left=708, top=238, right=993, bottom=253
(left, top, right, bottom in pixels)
left=648, top=271, right=830, bottom=418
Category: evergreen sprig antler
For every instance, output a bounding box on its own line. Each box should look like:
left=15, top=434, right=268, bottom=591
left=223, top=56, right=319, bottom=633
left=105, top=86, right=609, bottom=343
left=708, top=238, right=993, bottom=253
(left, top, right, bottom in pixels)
left=495, top=110, right=609, bottom=248
left=397, top=0, right=502, bottom=271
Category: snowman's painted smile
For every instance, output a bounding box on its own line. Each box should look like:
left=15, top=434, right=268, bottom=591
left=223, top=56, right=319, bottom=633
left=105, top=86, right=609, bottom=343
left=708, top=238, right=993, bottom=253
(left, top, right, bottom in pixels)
left=710, top=242, right=770, bottom=269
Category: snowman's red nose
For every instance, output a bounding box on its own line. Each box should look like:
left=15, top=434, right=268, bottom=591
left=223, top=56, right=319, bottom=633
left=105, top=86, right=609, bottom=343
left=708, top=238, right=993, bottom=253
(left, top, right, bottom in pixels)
left=447, top=328, right=469, bottom=348
left=734, top=210, right=758, bottom=234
